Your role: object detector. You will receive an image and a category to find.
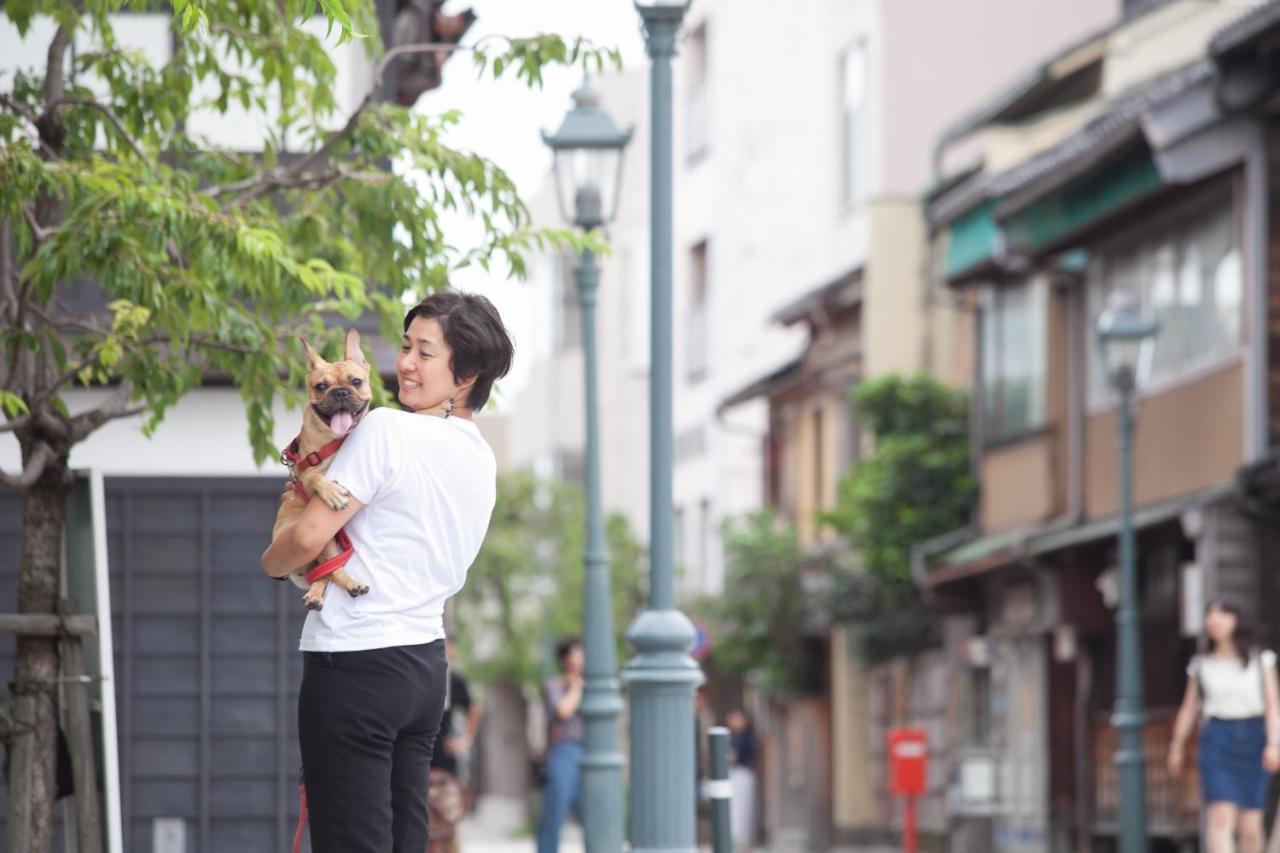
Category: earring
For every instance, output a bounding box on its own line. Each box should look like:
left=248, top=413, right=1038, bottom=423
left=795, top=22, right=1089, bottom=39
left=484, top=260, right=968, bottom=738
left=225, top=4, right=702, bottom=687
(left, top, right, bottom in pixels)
left=443, top=398, right=454, bottom=419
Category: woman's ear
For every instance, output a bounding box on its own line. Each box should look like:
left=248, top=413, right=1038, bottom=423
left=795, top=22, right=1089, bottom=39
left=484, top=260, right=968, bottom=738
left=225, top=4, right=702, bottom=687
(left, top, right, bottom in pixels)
left=455, top=375, right=478, bottom=405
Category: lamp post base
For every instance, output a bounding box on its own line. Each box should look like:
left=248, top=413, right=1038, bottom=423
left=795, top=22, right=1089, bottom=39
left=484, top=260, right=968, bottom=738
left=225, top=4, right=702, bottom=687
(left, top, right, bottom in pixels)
left=623, top=609, right=703, bottom=852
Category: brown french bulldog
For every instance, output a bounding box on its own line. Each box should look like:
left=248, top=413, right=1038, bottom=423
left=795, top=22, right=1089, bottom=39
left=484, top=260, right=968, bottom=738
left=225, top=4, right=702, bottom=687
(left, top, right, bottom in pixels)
left=271, top=328, right=372, bottom=610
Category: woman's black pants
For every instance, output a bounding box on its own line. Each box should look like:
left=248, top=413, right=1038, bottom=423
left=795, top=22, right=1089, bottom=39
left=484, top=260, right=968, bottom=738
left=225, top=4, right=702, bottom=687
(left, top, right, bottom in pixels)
left=298, top=641, right=448, bottom=853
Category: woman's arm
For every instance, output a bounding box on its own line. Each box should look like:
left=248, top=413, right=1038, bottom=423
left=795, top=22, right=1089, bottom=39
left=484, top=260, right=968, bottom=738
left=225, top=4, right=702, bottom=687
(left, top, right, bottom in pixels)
left=1167, top=675, right=1199, bottom=778
left=1262, top=653, right=1280, bottom=771
left=553, top=676, right=583, bottom=721
left=260, top=492, right=364, bottom=578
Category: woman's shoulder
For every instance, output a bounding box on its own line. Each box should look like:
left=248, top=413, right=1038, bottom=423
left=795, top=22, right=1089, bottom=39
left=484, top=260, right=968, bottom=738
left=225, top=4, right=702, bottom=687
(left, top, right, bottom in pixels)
left=1261, top=649, right=1277, bottom=668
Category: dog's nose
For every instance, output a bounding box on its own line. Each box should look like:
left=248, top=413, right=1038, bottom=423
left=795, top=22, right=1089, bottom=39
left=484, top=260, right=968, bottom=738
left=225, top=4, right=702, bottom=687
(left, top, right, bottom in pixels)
left=332, top=387, right=350, bottom=399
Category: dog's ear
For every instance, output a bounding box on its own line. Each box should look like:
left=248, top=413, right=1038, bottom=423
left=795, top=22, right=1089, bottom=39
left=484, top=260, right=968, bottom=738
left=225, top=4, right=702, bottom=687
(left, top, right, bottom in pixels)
left=301, top=338, right=326, bottom=371
left=345, top=329, right=368, bottom=367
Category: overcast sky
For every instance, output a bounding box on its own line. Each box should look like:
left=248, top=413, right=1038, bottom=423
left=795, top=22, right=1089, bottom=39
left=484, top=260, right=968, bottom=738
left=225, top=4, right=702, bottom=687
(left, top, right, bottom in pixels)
left=419, top=1, right=650, bottom=403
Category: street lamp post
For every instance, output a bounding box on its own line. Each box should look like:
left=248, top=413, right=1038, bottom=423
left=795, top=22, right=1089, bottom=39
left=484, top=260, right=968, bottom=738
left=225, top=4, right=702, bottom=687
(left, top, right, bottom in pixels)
left=542, top=85, right=633, bottom=853
left=1096, top=290, right=1159, bottom=853
left=624, top=2, right=704, bottom=852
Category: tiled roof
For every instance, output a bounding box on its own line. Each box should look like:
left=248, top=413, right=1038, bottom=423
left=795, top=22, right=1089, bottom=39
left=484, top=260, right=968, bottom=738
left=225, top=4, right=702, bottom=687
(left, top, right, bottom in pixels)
left=928, top=59, right=1214, bottom=226
left=1210, top=0, right=1280, bottom=58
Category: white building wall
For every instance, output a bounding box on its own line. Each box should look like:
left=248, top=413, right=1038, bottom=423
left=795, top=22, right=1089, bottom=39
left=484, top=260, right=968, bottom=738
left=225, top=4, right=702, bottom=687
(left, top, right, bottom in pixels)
left=668, top=0, right=877, bottom=596
left=501, top=70, right=652, bottom=542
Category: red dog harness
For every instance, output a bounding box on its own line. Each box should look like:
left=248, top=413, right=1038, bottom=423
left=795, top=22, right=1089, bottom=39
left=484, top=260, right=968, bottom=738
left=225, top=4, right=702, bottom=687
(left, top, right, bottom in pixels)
left=281, top=434, right=354, bottom=585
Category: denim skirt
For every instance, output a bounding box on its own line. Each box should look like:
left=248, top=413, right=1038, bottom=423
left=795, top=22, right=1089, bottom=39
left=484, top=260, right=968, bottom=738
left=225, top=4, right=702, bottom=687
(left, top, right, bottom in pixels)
left=1199, top=716, right=1270, bottom=809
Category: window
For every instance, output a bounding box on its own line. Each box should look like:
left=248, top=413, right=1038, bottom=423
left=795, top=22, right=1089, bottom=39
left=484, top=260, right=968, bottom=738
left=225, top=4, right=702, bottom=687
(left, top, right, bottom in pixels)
left=552, top=253, right=581, bottom=352
left=839, top=42, right=869, bottom=211
left=1086, top=191, right=1241, bottom=403
left=685, top=23, right=709, bottom=160
left=686, top=241, right=709, bottom=383
left=980, top=278, right=1048, bottom=441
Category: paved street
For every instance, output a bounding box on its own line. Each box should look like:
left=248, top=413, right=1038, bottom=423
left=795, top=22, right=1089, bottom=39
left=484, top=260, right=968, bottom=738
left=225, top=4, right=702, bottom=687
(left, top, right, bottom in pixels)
left=455, top=797, right=582, bottom=853
left=453, top=797, right=898, bottom=853
left=457, top=818, right=582, bottom=853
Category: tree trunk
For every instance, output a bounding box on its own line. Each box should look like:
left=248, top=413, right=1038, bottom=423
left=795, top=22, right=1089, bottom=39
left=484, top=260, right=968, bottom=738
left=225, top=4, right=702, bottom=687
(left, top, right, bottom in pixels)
left=7, top=458, right=69, bottom=853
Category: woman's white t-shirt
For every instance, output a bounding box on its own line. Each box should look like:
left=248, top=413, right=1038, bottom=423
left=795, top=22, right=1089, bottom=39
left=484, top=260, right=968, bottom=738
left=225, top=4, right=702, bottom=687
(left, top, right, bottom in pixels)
left=1189, top=649, right=1277, bottom=719
left=298, top=407, right=496, bottom=652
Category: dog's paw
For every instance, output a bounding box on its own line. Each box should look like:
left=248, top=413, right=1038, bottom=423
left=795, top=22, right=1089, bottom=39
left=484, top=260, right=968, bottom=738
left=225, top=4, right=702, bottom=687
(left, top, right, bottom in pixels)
left=303, top=593, right=324, bottom=611
left=313, top=479, right=350, bottom=511
left=347, top=583, right=369, bottom=598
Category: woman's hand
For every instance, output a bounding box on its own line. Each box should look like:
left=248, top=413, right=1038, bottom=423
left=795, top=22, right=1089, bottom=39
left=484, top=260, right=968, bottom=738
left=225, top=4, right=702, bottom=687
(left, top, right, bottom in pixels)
left=1167, top=742, right=1185, bottom=778
left=261, top=489, right=363, bottom=577
left=1263, top=743, right=1280, bottom=774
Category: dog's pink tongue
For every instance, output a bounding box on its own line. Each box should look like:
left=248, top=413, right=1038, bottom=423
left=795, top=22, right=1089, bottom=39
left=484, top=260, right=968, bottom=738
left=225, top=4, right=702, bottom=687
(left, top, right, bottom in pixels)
left=329, top=411, right=354, bottom=437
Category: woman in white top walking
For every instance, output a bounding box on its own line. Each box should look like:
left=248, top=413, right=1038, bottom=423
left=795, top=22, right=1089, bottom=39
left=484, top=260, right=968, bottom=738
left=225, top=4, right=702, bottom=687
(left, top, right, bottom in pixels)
left=1169, top=600, right=1280, bottom=853
left=262, top=291, right=511, bottom=853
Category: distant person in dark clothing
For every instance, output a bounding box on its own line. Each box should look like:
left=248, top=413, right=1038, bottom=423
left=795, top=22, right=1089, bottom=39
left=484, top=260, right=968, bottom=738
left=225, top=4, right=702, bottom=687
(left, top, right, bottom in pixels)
left=726, top=710, right=757, bottom=851
left=428, top=639, right=482, bottom=853
left=537, top=637, right=585, bottom=853
left=431, top=640, right=482, bottom=777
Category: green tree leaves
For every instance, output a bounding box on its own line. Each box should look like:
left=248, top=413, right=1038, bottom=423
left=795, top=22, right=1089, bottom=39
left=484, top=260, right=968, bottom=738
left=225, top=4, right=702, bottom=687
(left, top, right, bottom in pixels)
left=821, top=373, right=976, bottom=662
left=824, top=373, right=974, bottom=592
left=1, top=1, right=613, bottom=479
left=448, top=472, right=648, bottom=688
left=690, top=510, right=828, bottom=695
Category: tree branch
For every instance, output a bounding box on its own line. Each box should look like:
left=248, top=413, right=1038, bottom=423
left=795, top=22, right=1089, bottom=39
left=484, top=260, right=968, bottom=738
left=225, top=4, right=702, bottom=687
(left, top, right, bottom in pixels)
left=0, top=219, right=15, bottom=324
left=206, top=39, right=482, bottom=207
left=44, top=25, right=73, bottom=105
left=21, top=204, right=58, bottom=243
left=0, top=441, right=54, bottom=489
left=209, top=163, right=390, bottom=203
left=68, top=380, right=143, bottom=443
left=0, top=412, right=31, bottom=434
left=45, top=98, right=148, bottom=162
left=0, top=93, right=39, bottom=126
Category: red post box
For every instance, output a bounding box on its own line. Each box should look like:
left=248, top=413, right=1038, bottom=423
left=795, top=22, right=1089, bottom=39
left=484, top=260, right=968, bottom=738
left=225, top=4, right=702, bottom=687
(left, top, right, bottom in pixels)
left=887, top=727, right=928, bottom=853
left=887, top=727, right=928, bottom=796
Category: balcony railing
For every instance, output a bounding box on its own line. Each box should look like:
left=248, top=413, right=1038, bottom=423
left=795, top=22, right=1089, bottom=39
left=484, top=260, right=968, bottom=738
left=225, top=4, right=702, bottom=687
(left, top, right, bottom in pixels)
left=1090, top=708, right=1199, bottom=839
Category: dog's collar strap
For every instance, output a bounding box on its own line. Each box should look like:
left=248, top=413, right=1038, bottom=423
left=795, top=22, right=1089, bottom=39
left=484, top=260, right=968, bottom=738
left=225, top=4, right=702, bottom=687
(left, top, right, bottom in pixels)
left=281, top=435, right=346, bottom=473
left=279, top=434, right=356, bottom=586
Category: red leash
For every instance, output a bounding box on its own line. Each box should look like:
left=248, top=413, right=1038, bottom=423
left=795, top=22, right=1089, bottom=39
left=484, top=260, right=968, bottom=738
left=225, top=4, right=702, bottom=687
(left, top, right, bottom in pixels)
left=293, top=776, right=308, bottom=853
left=281, top=434, right=355, bottom=584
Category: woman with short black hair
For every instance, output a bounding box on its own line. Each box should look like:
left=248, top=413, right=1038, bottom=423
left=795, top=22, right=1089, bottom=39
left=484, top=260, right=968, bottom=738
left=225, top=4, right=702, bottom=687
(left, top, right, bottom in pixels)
left=262, top=290, right=512, bottom=853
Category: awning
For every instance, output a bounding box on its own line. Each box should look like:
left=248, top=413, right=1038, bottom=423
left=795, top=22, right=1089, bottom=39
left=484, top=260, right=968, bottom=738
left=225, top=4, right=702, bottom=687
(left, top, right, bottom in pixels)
left=1000, top=144, right=1162, bottom=254
left=934, top=60, right=1214, bottom=282
left=717, top=357, right=804, bottom=414
left=771, top=266, right=862, bottom=327
left=942, top=201, right=999, bottom=281
left=927, top=482, right=1237, bottom=590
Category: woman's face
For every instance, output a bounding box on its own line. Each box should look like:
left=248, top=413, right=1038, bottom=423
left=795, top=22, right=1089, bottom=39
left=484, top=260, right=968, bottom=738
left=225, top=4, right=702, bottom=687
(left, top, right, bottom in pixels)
left=562, top=645, right=584, bottom=675
left=398, top=317, right=467, bottom=411
left=1205, top=604, right=1237, bottom=644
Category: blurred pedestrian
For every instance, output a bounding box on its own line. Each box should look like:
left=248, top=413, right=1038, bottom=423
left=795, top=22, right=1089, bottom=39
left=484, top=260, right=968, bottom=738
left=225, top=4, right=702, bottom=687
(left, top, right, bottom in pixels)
left=1168, top=600, right=1280, bottom=853
left=726, top=710, right=757, bottom=852
left=537, top=637, right=585, bottom=853
left=428, top=639, right=482, bottom=853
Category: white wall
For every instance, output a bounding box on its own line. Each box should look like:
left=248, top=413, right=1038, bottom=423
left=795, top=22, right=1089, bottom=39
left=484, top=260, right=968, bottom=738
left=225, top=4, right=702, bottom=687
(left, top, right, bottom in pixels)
left=0, top=13, right=374, bottom=154
left=1, top=388, right=299, bottom=477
